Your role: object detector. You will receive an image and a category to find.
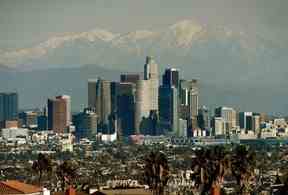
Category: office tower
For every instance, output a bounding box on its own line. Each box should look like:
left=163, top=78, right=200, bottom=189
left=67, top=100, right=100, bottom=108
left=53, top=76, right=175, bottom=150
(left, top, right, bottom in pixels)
left=215, top=106, right=236, bottom=131
left=110, top=82, right=120, bottom=115
left=120, top=74, right=140, bottom=84
left=37, top=115, right=47, bottom=131
left=88, top=79, right=97, bottom=109
left=117, top=82, right=136, bottom=136
left=198, top=106, right=210, bottom=131
left=144, top=56, right=159, bottom=111
left=179, top=79, right=199, bottom=136
left=73, top=108, right=98, bottom=140
left=179, top=79, right=199, bottom=118
left=88, top=78, right=112, bottom=132
left=48, top=95, right=71, bottom=133
left=162, top=68, right=179, bottom=88
left=61, top=95, right=71, bottom=125
left=0, top=92, right=18, bottom=123
left=135, top=80, right=151, bottom=133
left=239, top=112, right=253, bottom=132
left=159, top=86, right=179, bottom=135
left=212, top=117, right=225, bottom=136
left=179, top=118, right=188, bottom=137
left=252, top=115, right=260, bottom=132
left=18, top=111, right=38, bottom=128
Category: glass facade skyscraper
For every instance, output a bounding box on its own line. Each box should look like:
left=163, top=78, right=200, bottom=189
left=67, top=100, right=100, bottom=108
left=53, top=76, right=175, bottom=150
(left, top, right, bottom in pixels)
left=0, top=92, right=18, bottom=123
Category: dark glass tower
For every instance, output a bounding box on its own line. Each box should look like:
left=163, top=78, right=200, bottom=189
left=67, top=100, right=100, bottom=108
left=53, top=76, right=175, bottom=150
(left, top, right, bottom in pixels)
left=0, top=92, right=18, bottom=123
left=162, top=68, right=179, bottom=88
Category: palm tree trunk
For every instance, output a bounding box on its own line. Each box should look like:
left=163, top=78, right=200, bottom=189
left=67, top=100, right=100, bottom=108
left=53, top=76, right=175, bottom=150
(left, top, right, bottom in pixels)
left=210, top=184, right=220, bottom=195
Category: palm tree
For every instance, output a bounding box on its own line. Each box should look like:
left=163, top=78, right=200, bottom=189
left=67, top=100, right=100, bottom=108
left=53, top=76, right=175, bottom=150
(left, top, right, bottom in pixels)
left=56, top=160, right=79, bottom=190
left=144, top=151, right=170, bottom=195
left=190, top=146, right=230, bottom=195
left=32, top=153, right=52, bottom=185
left=231, top=145, right=256, bottom=195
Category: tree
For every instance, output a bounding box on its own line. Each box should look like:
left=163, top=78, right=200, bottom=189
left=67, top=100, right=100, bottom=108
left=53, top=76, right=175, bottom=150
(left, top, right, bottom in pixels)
left=231, top=145, right=256, bottom=195
left=32, top=153, right=52, bottom=185
left=144, top=151, right=170, bottom=195
left=190, top=146, right=230, bottom=195
left=56, top=160, right=79, bottom=190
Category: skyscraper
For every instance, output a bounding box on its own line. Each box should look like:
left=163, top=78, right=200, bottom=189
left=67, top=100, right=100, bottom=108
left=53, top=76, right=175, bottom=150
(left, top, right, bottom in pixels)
left=144, top=56, right=159, bottom=111
left=162, top=68, right=179, bottom=88
left=179, top=79, right=199, bottom=118
left=0, top=92, right=18, bottom=123
left=117, top=82, right=136, bottom=136
left=135, top=57, right=159, bottom=133
left=198, top=106, right=210, bottom=131
left=239, top=112, right=253, bottom=132
left=120, top=74, right=140, bottom=84
left=179, top=80, right=199, bottom=136
left=212, top=117, right=225, bottom=136
left=88, top=78, right=112, bottom=132
left=135, top=80, right=151, bottom=133
left=48, top=95, right=71, bottom=133
left=252, top=115, right=260, bottom=133
left=215, top=106, right=237, bottom=131
left=73, top=108, right=98, bottom=140
left=159, top=86, right=179, bottom=135
left=18, top=111, right=38, bottom=128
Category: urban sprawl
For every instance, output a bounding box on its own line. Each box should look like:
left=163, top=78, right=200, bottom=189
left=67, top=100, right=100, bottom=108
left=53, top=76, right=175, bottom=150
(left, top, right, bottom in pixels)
left=0, top=57, right=288, bottom=194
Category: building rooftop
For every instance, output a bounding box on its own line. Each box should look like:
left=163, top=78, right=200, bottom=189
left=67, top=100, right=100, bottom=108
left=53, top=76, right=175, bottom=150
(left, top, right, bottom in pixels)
left=0, top=180, right=41, bottom=194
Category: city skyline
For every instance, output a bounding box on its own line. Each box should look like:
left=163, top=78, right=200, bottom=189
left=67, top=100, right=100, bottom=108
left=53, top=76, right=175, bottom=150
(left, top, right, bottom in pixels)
left=1, top=2, right=288, bottom=194
left=0, top=1, right=288, bottom=115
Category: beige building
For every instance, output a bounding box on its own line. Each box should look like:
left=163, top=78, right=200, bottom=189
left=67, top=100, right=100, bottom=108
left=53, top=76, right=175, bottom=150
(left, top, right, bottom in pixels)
left=48, top=95, right=71, bottom=133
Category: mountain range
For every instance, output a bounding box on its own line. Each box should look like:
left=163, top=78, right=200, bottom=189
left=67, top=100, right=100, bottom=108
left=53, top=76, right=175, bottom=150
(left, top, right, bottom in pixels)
left=0, top=20, right=287, bottom=115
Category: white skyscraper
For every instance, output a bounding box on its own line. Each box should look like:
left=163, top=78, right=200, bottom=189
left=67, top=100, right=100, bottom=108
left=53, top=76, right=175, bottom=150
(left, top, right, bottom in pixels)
left=144, top=56, right=159, bottom=110
left=135, top=80, right=151, bottom=133
left=134, top=56, right=159, bottom=133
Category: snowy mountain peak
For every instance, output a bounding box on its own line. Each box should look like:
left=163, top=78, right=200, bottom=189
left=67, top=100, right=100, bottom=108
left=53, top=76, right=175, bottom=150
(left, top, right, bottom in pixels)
left=0, top=20, right=276, bottom=69
left=169, top=20, right=205, bottom=47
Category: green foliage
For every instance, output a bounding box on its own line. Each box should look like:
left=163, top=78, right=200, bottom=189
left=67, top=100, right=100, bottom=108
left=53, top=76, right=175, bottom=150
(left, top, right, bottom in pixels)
left=144, top=151, right=170, bottom=195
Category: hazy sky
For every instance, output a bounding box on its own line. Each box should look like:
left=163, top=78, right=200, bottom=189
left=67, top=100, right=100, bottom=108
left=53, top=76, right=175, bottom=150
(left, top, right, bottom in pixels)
left=0, top=0, right=287, bottom=49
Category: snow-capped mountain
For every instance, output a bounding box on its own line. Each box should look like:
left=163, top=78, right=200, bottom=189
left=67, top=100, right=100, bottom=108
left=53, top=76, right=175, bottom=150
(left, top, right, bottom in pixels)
left=0, top=20, right=287, bottom=114
left=0, top=20, right=274, bottom=70
left=0, top=19, right=286, bottom=87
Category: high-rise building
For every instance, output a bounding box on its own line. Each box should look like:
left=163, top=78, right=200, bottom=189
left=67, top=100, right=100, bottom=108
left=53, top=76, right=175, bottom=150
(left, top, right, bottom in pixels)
left=135, top=80, right=151, bottom=133
left=159, top=86, right=179, bottom=135
left=73, top=108, right=98, bottom=140
left=88, top=79, right=97, bottom=109
left=18, top=111, right=38, bottom=128
left=0, top=92, right=18, bottom=123
left=117, top=82, right=136, bottom=136
left=88, top=78, right=112, bottom=132
left=144, top=56, right=159, bottom=111
left=212, top=117, right=225, bottom=136
left=239, top=112, right=253, bottom=132
left=179, top=79, right=199, bottom=118
left=198, top=106, right=210, bottom=131
left=162, top=68, right=179, bottom=88
left=48, top=95, right=71, bottom=133
left=215, top=107, right=236, bottom=131
left=110, top=82, right=120, bottom=115
left=179, top=80, right=199, bottom=136
left=120, top=74, right=140, bottom=84
left=252, top=115, right=260, bottom=132
left=135, top=57, right=159, bottom=133
left=37, top=115, right=47, bottom=131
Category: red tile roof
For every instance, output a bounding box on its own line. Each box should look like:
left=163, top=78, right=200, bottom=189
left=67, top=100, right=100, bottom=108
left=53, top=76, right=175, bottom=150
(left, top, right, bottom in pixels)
left=0, top=180, right=42, bottom=194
